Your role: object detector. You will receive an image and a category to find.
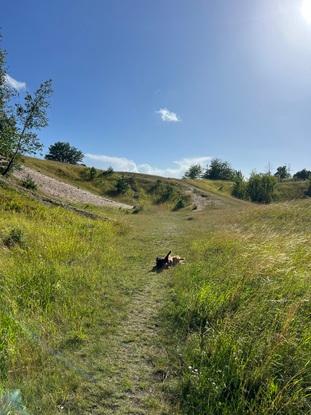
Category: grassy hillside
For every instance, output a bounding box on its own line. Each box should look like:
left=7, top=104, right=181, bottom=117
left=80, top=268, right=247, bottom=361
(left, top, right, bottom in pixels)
left=275, top=180, right=309, bottom=201
left=22, top=157, right=190, bottom=209
left=0, top=181, right=132, bottom=412
left=1, top=161, right=310, bottom=414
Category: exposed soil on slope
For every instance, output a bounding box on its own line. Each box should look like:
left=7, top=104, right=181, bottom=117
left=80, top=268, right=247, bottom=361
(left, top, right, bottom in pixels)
left=14, top=166, right=133, bottom=210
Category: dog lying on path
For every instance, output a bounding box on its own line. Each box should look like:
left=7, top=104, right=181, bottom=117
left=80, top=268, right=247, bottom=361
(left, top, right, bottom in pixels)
left=154, top=250, right=185, bottom=271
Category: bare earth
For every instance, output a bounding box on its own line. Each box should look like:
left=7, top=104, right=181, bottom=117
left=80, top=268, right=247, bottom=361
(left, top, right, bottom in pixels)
left=14, top=166, right=133, bottom=210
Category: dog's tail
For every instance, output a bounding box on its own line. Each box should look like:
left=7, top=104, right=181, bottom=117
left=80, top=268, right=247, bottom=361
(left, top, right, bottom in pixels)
left=164, top=251, right=172, bottom=262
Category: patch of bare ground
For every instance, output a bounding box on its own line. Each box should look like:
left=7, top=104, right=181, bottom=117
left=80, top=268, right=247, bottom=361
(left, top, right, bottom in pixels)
left=13, top=166, right=133, bottom=209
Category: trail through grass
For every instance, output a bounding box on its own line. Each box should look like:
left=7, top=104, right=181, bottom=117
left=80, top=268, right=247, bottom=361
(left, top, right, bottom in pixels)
left=0, top=176, right=310, bottom=414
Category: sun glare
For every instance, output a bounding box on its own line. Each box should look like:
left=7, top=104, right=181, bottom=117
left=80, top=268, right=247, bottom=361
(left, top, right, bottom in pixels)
left=301, top=0, right=311, bottom=23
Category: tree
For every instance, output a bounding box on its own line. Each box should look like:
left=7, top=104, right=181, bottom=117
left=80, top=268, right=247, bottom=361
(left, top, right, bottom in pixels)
left=203, top=158, right=236, bottom=180
left=45, top=141, right=84, bottom=164
left=293, top=169, right=311, bottom=181
left=274, top=165, right=290, bottom=181
left=247, top=173, right=277, bottom=203
left=184, top=164, right=203, bottom=179
left=2, top=80, right=53, bottom=176
left=305, top=179, right=311, bottom=197
left=232, top=177, right=247, bottom=200
left=0, top=36, right=17, bottom=162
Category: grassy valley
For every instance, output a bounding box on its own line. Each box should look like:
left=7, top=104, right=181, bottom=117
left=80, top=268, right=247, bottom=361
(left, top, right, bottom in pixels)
left=0, top=160, right=310, bottom=414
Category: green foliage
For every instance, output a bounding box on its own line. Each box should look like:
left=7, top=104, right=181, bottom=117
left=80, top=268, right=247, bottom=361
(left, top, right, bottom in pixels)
left=247, top=173, right=277, bottom=203
left=232, top=177, right=247, bottom=199
left=21, top=174, right=37, bottom=190
left=45, top=141, right=84, bottom=164
left=2, top=80, right=53, bottom=176
left=0, top=37, right=18, bottom=163
left=0, top=185, right=126, bottom=412
left=3, top=228, right=24, bottom=248
left=203, top=158, right=237, bottom=181
left=305, top=179, right=311, bottom=197
left=115, top=175, right=130, bottom=194
left=173, top=198, right=186, bottom=210
left=81, top=166, right=97, bottom=181
left=274, top=165, right=291, bottom=181
left=167, top=201, right=311, bottom=414
left=184, top=164, right=203, bottom=179
left=102, top=166, right=114, bottom=176
left=293, top=168, right=311, bottom=181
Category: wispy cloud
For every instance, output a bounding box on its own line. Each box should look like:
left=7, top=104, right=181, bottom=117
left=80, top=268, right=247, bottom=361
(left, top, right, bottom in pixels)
left=4, top=74, right=26, bottom=91
left=156, top=108, right=181, bottom=122
left=85, top=154, right=210, bottom=178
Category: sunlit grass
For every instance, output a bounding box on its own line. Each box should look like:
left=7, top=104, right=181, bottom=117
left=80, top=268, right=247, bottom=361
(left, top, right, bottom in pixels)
left=166, top=201, right=311, bottom=414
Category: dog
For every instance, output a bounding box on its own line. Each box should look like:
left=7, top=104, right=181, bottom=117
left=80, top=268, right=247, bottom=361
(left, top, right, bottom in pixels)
left=155, top=251, right=185, bottom=270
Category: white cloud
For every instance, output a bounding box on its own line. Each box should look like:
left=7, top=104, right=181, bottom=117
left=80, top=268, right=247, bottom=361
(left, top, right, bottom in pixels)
left=156, top=108, right=181, bottom=122
left=85, top=154, right=139, bottom=173
left=85, top=154, right=211, bottom=178
left=4, top=74, right=26, bottom=91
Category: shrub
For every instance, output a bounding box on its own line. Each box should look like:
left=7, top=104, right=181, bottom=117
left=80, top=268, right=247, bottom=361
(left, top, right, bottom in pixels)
left=305, top=179, right=311, bottom=197
left=3, top=228, right=24, bottom=248
left=115, top=175, right=129, bottom=194
left=173, top=198, right=186, bottom=211
left=232, top=178, right=247, bottom=200
left=102, top=167, right=114, bottom=177
left=87, top=167, right=97, bottom=180
left=21, top=175, right=37, bottom=190
left=247, top=173, right=277, bottom=203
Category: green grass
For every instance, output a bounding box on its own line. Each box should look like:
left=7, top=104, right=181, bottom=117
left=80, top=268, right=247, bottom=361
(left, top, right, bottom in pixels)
left=275, top=180, right=309, bottom=201
left=0, top=182, right=134, bottom=412
left=23, top=156, right=190, bottom=209
left=0, top=166, right=310, bottom=414
left=166, top=200, right=311, bottom=414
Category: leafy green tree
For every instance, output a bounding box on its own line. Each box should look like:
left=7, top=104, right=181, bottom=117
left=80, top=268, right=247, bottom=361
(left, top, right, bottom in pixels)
left=274, top=165, right=291, bottom=181
left=2, top=80, right=53, bottom=176
left=0, top=37, right=17, bottom=162
left=184, top=164, right=203, bottom=179
left=293, top=169, right=311, bottom=181
left=45, top=141, right=83, bottom=164
left=232, top=177, right=247, bottom=199
left=247, top=173, right=277, bottom=203
left=203, top=158, right=235, bottom=180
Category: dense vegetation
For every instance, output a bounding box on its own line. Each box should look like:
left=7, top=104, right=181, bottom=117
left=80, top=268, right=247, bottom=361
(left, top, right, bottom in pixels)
left=167, top=200, right=311, bottom=414
left=45, top=141, right=84, bottom=164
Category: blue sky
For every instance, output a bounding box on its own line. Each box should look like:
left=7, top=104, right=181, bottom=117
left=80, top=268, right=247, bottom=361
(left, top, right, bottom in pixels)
left=2, top=0, right=311, bottom=177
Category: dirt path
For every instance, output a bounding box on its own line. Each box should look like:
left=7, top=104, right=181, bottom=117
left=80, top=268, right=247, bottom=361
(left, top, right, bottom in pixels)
left=13, top=166, right=133, bottom=210
left=70, top=214, right=182, bottom=415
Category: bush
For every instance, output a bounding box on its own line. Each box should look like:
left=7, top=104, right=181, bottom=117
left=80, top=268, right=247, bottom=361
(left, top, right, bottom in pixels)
left=173, top=198, right=186, bottom=211
left=21, top=175, right=37, bottom=190
left=247, top=173, right=277, bottom=203
left=305, top=180, right=311, bottom=197
left=115, top=175, right=129, bottom=194
left=102, top=167, right=114, bottom=177
left=87, top=167, right=97, bottom=181
left=3, top=228, right=24, bottom=248
left=232, top=178, right=247, bottom=199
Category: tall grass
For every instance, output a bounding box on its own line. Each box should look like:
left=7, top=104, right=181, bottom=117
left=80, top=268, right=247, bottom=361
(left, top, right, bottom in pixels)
left=167, top=201, right=311, bottom=414
left=0, top=185, right=129, bottom=412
